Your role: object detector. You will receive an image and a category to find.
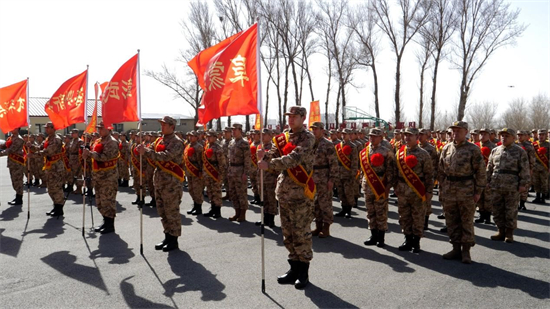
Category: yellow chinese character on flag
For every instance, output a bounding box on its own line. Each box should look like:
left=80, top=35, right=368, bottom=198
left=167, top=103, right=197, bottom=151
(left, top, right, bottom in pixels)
left=229, top=55, right=249, bottom=87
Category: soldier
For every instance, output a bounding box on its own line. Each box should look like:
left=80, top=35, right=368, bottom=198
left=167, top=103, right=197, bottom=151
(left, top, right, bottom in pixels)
left=27, top=122, right=66, bottom=217
left=118, top=132, right=130, bottom=187
left=517, top=130, right=536, bottom=210
left=470, top=129, right=480, bottom=144
left=258, top=106, right=316, bottom=289
left=473, top=128, right=497, bottom=224
left=83, top=122, right=120, bottom=234
left=35, top=133, right=47, bottom=187
left=418, top=128, right=438, bottom=230
left=530, top=129, right=539, bottom=143
left=531, top=129, right=549, bottom=203
left=249, top=129, right=262, bottom=204
left=0, top=128, right=26, bottom=205
left=310, top=122, right=339, bottom=238
left=487, top=128, right=530, bottom=243
left=203, top=129, right=227, bottom=218
left=138, top=116, right=184, bottom=251
left=227, top=123, right=252, bottom=222
left=184, top=131, right=205, bottom=215
left=395, top=128, right=433, bottom=253
left=255, top=128, right=279, bottom=228
left=66, top=129, right=84, bottom=194
left=221, top=127, right=232, bottom=200
left=361, top=128, right=396, bottom=247
left=329, top=129, right=340, bottom=145
left=130, top=132, right=145, bottom=205
left=334, top=128, right=359, bottom=218
left=438, top=121, right=486, bottom=264
left=143, top=132, right=157, bottom=206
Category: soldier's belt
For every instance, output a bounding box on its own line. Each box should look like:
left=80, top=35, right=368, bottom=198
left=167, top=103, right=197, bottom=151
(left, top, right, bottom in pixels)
left=494, top=170, right=519, bottom=176
left=446, top=175, right=474, bottom=182
left=313, top=165, right=329, bottom=170
left=230, top=163, right=244, bottom=166
left=70, top=152, right=79, bottom=155
left=399, top=176, right=425, bottom=183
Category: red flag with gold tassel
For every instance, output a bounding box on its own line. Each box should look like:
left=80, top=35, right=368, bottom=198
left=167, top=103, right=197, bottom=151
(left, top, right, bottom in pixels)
left=102, top=54, right=140, bottom=127
left=0, top=79, right=29, bottom=133
left=45, top=70, right=87, bottom=130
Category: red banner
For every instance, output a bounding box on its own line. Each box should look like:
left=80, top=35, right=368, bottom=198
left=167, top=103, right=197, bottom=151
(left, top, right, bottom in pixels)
left=45, top=70, right=87, bottom=130
left=335, top=142, right=351, bottom=170
left=0, top=79, right=28, bottom=133
left=308, top=100, right=320, bottom=127
left=188, top=23, right=259, bottom=125
left=359, top=146, right=386, bottom=201
left=533, top=142, right=549, bottom=170
left=396, top=146, right=426, bottom=201
left=102, top=54, right=140, bottom=127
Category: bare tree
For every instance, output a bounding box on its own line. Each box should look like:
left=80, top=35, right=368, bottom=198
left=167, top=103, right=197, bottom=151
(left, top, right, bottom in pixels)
left=501, top=98, right=530, bottom=130
left=465, top=101, right=498, bottom=129
left=415, top=29, right=433, bottom=128
left=453, top=0, right=527, bottom=120
left=434, top=107, right=458, bottom=131
left=348, top=1, right=382, bottom=118
left=371, top=0, right=432, bottom=125
left=529, top=93, right=550, bottom=129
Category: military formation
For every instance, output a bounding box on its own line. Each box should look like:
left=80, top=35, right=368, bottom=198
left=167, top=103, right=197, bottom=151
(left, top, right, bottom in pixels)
left=1, top=108, right=549, bottom=289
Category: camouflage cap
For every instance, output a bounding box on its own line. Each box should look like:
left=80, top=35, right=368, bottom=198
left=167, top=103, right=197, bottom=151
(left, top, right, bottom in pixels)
left=261, top=128, right=272, bottom=134
left=393, top=129, right=401, bottom=134
left=329, top=129, right=337, bottom=134
left=251, top=129, right=260, bottom=134
left=337, top=128, right=344, bottom=133
left=538, top=129, right=547, bottom=134
left=223, top=126, right=232, bottom=132
left=489, top=129, right=496, bottom=134
left=449, top=121, right=468, bottom=131
left=197, top=129, right=205, bottom=134
left=231, top=123, right=243, bottom=130
left=159, top=116, right=177, bottom=126
left=206, top=129, right=217, bottom=137
left=479, top=128, right=490, bottom=134
left=498, top=127, right=517, bottom=138
left=469, top=129, right=480, bottom=135
left=309, top=121, right=324, bottom=129
left=517, top=130, right=529, bottom=136
left=402, top=127, right=419, bottom=135
left=369, top=128, right=383, bottom=136
left=187, top=131, right=198, bottom=136
left=418, top=128, right=430, bottom=135
left=284, top=106, right=307, bottom=117
left=96, top=122, right=113, bottom=130
left=531, top=128, right=538, bottom=133
left=342, top=128, right=353, bottom=134
left=71, top=128, right=79, bottom=134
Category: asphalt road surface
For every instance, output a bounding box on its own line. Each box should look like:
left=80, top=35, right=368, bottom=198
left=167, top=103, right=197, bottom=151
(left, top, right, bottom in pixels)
left=1, top=157, right=548, bottom=308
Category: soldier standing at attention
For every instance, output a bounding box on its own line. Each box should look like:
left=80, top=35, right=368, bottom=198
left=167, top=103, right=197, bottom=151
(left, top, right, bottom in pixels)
left=334, top=128, right=359, bottom=218
left=130, top=133, right=145, bottom=205
left=249, top=130, right=262, bottom=205
left=118, top=132, right=130, bottom=187
left=203, top=129, right=227, bottom=219
left=531, top=129, right=549, bottom=204
left=83, top=122, right=120, bottom=234
left=517, top=131, right=536, bottom=210
left=395, top=127, right=433, bottom=253
left=254, top=129, right=279, bottom=228
left=67, top=129, right=84, bottom=194
left=418, top=128, right=438, bottom=230
left=329, top=129, right=340, bottom=145
left=227, top=123, right=252, bottom=222
left=184, top=131, right=205, bottom=215
left=258, top=106, right=316, bottom=289
left=438, top=121, right=486, bottom=264
left=474, top=128, right=496, bottom=224
left=138, top=116, right=184, bottom=251
left=0, top=128, right=25, bottom=206
left=361, top=128, right=396, bottom=247
left=310, top=122, right=339, bottom=238
left=487, top=128, right=530, bottom=243
left=28, top=122, right=66, bottom=217
left=221, top=127, right=233, bottom=200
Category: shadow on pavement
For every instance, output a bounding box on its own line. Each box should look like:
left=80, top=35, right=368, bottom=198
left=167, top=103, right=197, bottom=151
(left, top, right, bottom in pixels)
left=41, top=250, right=108, bottom=293
left=475, top=236, right=550, bottom=259
left=22, top=216, right=65, bottom=239
left=0, top=205, right=23, bottom=221
left=120, top=276, right=173, bottom=308
left=194, top=212, right=257, bottom=239
left=162, top=250, right=227, bottom=301
left=518, top=214, right=549, bottom=227
left=0, top=228, right=22, bottom=257
left=89, top=232, right=136, bottom=264
left=304, top=283, right=359, bottom=308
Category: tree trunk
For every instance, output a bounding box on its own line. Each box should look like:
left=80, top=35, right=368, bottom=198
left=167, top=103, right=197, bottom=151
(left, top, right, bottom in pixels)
left=429, top=52, right=441, bottom=130
left=264, top=75, right=271, bottom=126
left=290, top=58, right=300, bottom=106
left=458, top=71, right=469, bottom=121
left=394, top=55, right=402, bottom=125
left=372, top=62, right=380, bottom=119
left=335, top=85, right=341, bottom=127
left=228, top=116, right=231, bottom=127
left=245, top=115, right=250, bottom=132
left=282, top=61, right=290, bottom=126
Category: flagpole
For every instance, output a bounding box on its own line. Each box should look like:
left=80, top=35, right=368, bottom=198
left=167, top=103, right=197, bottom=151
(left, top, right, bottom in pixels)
left=82, top=65, right=89, bottom=237
left=137, top=49, right=144, bottom=256
left=26, top=77, right=30, bottom=219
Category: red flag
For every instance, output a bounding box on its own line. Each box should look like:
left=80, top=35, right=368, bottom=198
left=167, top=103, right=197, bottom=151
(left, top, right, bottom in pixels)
left=45, top=70, right=87, bottom=130
left=254, top=113, right=261, bottom=130
left=102, top=54, right=140, bottom=126
left=188, top=23, right=259, bottom=125
left=0, top=79, right=29, bottom=133
left=308, top=100, right=320, bottom=128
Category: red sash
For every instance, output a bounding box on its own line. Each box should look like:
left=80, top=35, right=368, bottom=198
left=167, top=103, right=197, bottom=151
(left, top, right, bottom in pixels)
left=130, top=144, right=145, bottom=177
left=250, top=144, right=258, bottom=168
left=6, top=137, right=27, bottom=166
left=273, top=132, right=316, bottom=200
left=396, top=146, right=426, bottom=201
left=533, top=142, right=549, bottom=169
left=203, top=142, right=220, bottom=182
left=335, top=142, right=352, bottom=170
left=91, top=142, right=119, bottom=172
left=62, top=146, right=71, bottom=171
left=119, top=142, right=127, bottom=161
left=184, top=144, right=200, bottom=177
left=151, top=137, right=185, bottom=182
left=359, top=146, right=386, bottom=200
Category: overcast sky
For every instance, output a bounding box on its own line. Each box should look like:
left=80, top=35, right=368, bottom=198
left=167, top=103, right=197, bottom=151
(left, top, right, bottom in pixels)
left=0, top=0, right=548, bottom=125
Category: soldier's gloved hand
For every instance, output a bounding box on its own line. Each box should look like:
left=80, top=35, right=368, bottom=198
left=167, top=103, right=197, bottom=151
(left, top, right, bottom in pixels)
left=257, top=148, right=265, bottom=160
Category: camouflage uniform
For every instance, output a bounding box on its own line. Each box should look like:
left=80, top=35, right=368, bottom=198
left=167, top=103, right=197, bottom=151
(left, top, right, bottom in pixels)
left=0, top=134, right=25, bottom=198
left=221, top=132, right=232, bottom=195
left=312, top=134, right=339, bottom=227
left=335, top=137, right=359, bottom=215
left=475, top=135, right=496, bottom=215
left=146, top=132, right=184, bottom=237
left=487, top=134, right=530, bottom=234
left=258, top=142, right=278, bottom=216
left=118, top=139, right=130, bottom=183
left=263, top=120, right=315, bottom=263
left=518, top=136, right=536, bottom=202
left=37, top=134, right=66, bottom=205
left=145, top=142, right=157, bottom=202
left=203, top=138, right=227, bottom=208
left=68, top=136, right=83, bottom=191
left=250, top=138, right=261, bottom=200
left=418, top=138, right=438, bottom=216
left=184, top=139, right=204, bottom=205
left=532, top=131, right=549, bottom=198
left=91, top=134, right=120, bottom=219
left=227, top=133, right=251, bottom=211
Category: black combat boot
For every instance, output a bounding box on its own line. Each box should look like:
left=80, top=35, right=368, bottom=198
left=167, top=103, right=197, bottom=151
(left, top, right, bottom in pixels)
left=294, top=261, right=310, bottom=289
left=518, top=200, right=526, bottom=210
left=475, top=211, right=487, bottom=223
left=131, top=195, right=141, bottom=205
left=412, top=235, right=421, bottom=253
left=120, top=179, right=129, bottom=187
left=484, top=212, right=493, bottom=224
left=8, top=194, right=23, bottom=206
left=345, top=205, right=353, bottom=219
left=162, top=234, right=179, bottom=252
left=278, top=259, right=299, bottom=284
left=424, top=215, right=429, bottom=230
left=100, top=217, right=115, bottom=234
left=46, top=204, right=57, bottom=216
left=334, top=205, right=347, bottom=217
left=145, top=197, right=156, bottom=207
left=49, top=204, right=64, bottom=219
left=531, top=193, right=541, bottom=204
left=204, top=205, right=220, bottom=218
left=190, top=203, right=202, bottom=215
left=440, top=226, right=448, bottom=233
left=377, top=231, right=386, bottom=247
left=33, top=179, right=40, bottom=186
left=94, top=216, right=107, bottom=232
left=64, top=184, right=73, bottom=193
left=363, top=229, right=379, bottom=246
left=155, top=233, right=168, bottom=250
left=398, top=234, right=413, bottom=251
left=266, top=214, right=275, bottom=228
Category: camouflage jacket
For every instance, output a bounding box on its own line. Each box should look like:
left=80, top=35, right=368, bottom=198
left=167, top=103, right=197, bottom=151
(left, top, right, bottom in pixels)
left=0, top=134, right=25, bottom=168
left=362, top=144, right=397, bottom=189
left=533, top=140, right=549, bottom=171
left=204, top=141, right=227, bottom=181
left=185, top=141, right=203, bottom=175
left=487, top=143, right=530, bottom=191
left=419, top=141, right=439, bottom=181
left=91, top=134, right=120, bottom=178
left=312, top=137, right=339, bottom=184
left=228, top=137, right=251, bottom=176
left=438, top=140, right=487, bottom=196
left=69, top=137, right=83, bottom=156
left=518, top=140, right=536, bottom=171
left=397, top=144, right=434, bottom=194
left=336, top=140, right=359, bottom=178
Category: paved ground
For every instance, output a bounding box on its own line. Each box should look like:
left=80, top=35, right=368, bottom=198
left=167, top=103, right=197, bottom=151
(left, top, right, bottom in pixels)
left=1, top=156, right=549, bottom=308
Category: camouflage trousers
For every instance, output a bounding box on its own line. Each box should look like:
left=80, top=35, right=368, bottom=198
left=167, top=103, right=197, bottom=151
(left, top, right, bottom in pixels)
left=354, top=174, right=361, bottom=199
left=396, top=182, right=425, bottom=237
left=118, top=158, right=130, bottom=180
left=204, top=176, right=222, bottom=207
left=228, top=167, right=248, bottom=210
left=93, top=171, right=118, bottom=218
left=336, top=176, right=357, bottom=207
left=155, top=173, right=183, bottom=237
left=492, top=190, right=519, bottom=230
left=187, top=176, right=204, bottom=204
left=520, top=182, right=531, bottom=201
left=69, top=155, right=83, bottom=187
left=363, top=181, right=388, bottom=231
left=45, top=162, right=66, bottom=204
left=532, top=169, right=549, bottom=194
left=476, top=187, right=492, bottom=212
left=259, top=171, right=278, bottom=215
left=314, top=180, right=333, bottom=224
left=146, top=164, right=156, bottom=198
left=8, top=164, right=25, bottom=195
left=132, top=168, right=147, bottom=197
left=280, top=198, right=314, bottom=262
left=443, top=198, right=476, bottom=246
left=250, top=165, right=259, bottom=195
